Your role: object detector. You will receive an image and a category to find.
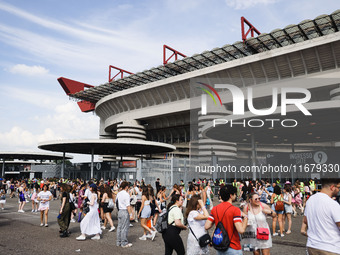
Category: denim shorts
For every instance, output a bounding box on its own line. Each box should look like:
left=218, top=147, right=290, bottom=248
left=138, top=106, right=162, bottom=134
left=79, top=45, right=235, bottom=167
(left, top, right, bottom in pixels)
left=217, top=247, right=243, bottom=255
left=271, top=204, right=284, bottom=214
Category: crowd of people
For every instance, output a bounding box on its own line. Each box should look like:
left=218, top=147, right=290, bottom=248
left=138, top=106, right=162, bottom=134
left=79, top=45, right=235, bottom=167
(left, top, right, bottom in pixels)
left=0, top=176, right=339, bottom=255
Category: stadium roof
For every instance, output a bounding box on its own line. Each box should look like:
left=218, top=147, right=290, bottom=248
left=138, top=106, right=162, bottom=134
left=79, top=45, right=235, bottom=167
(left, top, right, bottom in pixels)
left=70, top=10, right=340, bottom=103
left=0, top=151, right=73, bottom=161
left=38, top=139, right=176, bottom=155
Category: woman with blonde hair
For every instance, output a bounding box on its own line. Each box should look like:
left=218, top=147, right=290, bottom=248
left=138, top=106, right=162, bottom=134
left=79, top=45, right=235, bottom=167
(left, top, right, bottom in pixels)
left=243, top=192, right=276, bottom=255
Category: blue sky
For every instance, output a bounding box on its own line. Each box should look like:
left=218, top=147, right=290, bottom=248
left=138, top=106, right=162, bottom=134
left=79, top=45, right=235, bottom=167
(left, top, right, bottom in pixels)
left=0, top=0, right=339, bottom=162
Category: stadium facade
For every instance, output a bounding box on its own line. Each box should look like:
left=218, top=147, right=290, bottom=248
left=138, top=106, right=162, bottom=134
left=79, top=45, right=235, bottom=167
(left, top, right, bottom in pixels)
left=57, top=10, right=340, bottom=183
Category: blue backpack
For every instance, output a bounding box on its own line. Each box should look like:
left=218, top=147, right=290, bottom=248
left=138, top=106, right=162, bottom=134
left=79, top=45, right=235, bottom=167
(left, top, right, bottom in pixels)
left=212, top=205, right=233, bottom=251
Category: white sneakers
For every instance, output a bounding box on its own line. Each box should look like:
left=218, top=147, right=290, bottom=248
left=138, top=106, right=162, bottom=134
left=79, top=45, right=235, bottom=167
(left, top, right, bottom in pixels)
left=109, top=226, right=116, bottom=232
left=76, top=235, right=86, bottom=241
left=151, top=231, right=157, bottom=241
left=76, top=235, right=100, bottom=240
left=142, top=231, right=157, bottom=241
left=91, top=235, right=100, bottom=240
left=273, top=233, right=278, bottom=236
left=70, top=219, right=76, bottom=223
left=139, top=235, right=147, bottom=240
left=122, top=243, right=132, bottom=248
left=18, top=210, right=24, bottom=213
left=40, top=223, right=44, bottom=227
left=101, top=226, right=106, bottom=230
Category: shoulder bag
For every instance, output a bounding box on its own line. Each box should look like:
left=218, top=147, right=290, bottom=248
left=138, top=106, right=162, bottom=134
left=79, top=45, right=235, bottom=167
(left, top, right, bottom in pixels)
left=188, top=211, right=211, bottom=247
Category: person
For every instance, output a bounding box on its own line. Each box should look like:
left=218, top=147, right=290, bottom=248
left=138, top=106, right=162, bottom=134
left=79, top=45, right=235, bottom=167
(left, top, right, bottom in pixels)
left=243, top=193, right=276, bottom=255
left=37, top=184, right=53, bottom=227
left=270, top=185, right=284, bottom=237
left=76, top=183, right=102, bottom=240
left=0, top=186, right=6, bottom=210
left=149, top=186, right=161, bottom=231
left=101, top=185, right=115, bottom=232
left=292, top=186, right=303, bottom=216
left=282, top=186, right=292, bottom=234
left=138, top=186, right=156, bottom=240
left=185, top=195, right=210, bottom=255
left=30, top=186, right=38, bottom=212
left=135, top=185, right=143, bottom=223
left=128, top=185, right=137, bottom=221
left=58, top=183, right=72, bottom=238
left=205, top=181, right=213, bottom=210
left=156, top=178, right=161, bottom=194
left=77, top=184, right=85, bottom=222
left=205, top=185, right=248, bottom=255
left=162, top=194, right=187, bottom=255
left=69, top=184, right=78, bottom=223
left=301, top=178, right=340, bottom=254
left=9, top=181, right=15, bottom=198
left=169, top=184, right=181, bottom=197
left=258, top=186, right=269, bottom=204
left=116, top=181, right=134, bottom=248
left=186, top=185, right=194, bottom=207
left=18, top=183, right=26, bottom=212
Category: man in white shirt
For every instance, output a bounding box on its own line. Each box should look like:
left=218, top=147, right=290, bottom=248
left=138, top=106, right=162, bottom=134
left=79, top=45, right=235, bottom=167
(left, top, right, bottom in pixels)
left=301, top=178, right=340, bottom=255
left=116, top=181, right=134, bottom=248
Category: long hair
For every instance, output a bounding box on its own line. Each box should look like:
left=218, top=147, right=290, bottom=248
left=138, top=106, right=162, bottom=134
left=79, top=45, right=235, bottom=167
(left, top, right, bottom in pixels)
left=142, top=186, right=149, bottom=197
left=148, top=186, right=155, bottom=198
left=167, top=194, right=181, bottom=210
left=59, top=183, right=69, bottom=192
left=185, top=194, right=200, bottom=218
left=274, top=185, right=281, bottom=195
left=104, top=185, right=113, bottom=199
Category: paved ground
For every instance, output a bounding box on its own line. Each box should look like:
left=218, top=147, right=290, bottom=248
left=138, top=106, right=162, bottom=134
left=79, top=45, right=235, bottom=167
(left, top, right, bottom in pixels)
left=0, top=197, right=308, bottom=255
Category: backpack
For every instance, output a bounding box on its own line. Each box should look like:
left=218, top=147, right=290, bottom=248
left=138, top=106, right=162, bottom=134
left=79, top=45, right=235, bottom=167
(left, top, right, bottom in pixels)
left=274, top=194, right=284, bottom=211
left=212, top=205, right=233, bottom=251
left=155, top=206, right=175, bottom=233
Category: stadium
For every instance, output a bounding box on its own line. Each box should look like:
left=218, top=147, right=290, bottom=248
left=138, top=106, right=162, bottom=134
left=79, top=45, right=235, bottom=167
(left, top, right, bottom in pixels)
left=40, top=10, right=340, bottom=184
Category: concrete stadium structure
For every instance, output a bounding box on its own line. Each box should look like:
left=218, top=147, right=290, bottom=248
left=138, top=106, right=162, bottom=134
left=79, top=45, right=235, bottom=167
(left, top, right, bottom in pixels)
left=57, top=10, right=340, bottom=181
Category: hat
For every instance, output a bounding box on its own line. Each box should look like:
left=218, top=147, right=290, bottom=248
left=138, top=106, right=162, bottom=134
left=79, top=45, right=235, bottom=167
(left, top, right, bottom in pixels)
left=0, top=178, right=3, bottom=181
left=285, top=181, right=291, bottom=185
left=90, top=183, right=97, bottom=189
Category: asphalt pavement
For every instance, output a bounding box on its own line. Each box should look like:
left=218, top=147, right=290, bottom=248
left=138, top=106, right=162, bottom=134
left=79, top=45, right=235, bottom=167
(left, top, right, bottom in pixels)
left=0, top=196, right=308, bottom=255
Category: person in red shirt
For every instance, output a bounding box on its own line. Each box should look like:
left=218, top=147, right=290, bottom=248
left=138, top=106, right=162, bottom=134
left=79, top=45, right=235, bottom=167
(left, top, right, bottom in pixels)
left=205, top=185, right=248, bottom=255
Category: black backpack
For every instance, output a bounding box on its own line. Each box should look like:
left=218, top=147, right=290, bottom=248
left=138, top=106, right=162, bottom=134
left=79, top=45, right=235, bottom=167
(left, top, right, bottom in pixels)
left=155, top=206, right=175, bottom=233
left=212, top=205, right=234, bottom=251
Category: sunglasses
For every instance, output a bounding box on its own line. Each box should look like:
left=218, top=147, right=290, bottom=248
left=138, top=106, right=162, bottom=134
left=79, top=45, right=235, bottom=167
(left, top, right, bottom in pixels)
left=253, top=198, right=260, bottom=201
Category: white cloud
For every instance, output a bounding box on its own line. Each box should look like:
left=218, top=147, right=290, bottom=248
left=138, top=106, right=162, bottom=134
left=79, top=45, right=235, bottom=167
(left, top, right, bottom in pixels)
left=2, top=86, right=62, bottom=110
left=8, top=64, right=49, bottom=76
left=0, top=126, right=59, bottom=148
left=225, top=0, right=279, bottom=10
left=35, top=102, right=99, bottom=140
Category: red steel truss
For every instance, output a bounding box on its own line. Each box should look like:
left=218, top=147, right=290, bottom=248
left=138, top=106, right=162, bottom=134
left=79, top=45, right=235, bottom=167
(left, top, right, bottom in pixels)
left=163, top=45, right=186, bottom=65
left=241, top=16, right=261, bottom=42
left=109, top=65, right=134, bottom=82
